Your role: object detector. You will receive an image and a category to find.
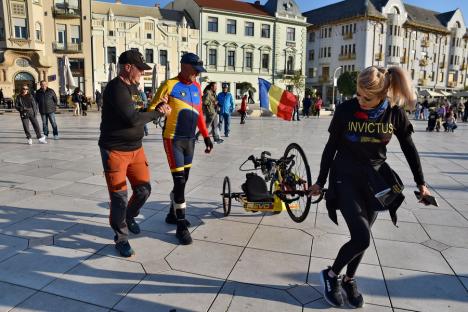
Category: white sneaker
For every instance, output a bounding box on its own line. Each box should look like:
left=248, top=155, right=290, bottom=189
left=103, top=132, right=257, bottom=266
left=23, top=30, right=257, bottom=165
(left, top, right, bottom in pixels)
left=38, top=136, right=47, bottom=144
left=53, top=135, right=59, bottom=140
left=27, top=138, right=33, bottom=145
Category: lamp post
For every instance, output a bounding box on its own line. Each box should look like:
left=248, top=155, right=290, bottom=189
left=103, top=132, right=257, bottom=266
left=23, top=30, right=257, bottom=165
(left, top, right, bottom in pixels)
left=331, top=66, right=342, bottom=111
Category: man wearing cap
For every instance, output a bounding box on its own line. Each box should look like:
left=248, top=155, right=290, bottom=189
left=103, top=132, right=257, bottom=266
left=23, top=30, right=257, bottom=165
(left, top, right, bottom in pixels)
left=149, top=52, right=213, bottom=245
left=99, top=50, right=171, bottom=257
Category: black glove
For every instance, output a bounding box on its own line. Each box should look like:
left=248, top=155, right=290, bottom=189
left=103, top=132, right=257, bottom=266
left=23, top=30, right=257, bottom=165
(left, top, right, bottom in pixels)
left=204, top=137, right=213, bottom=153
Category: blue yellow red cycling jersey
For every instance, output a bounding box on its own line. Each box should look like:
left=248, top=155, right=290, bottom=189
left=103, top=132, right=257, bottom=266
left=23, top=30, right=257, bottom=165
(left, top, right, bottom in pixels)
left=149, top=75, right=208, bottom=139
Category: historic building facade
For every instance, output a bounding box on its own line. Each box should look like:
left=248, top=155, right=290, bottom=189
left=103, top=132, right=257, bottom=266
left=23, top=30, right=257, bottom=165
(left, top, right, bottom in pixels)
left=0, top=0, right=92, bottom=98
left=165, top=0, right=308, bottom=101
left=91, top=0, right=199, bottom=93
left=304, top=0, right=468, bottom=103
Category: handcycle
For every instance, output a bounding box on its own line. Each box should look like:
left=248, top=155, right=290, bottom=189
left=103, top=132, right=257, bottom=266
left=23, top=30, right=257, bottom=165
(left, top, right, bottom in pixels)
left=221, top=143, right=325, bottom=223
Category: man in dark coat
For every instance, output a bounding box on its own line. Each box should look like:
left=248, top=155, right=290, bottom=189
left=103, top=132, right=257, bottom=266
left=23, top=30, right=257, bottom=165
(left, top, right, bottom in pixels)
left=35, top=80, right=59, bottom=139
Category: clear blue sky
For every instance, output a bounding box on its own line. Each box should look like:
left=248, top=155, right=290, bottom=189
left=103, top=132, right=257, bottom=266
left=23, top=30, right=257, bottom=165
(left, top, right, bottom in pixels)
left=100, top=0, right=468, bottom=19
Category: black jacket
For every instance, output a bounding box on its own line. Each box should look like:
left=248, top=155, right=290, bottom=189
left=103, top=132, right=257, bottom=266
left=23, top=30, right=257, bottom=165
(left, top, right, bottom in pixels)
left=35, top=88, right=58, bottom=114
left=15, top=94, right=39, bottom=117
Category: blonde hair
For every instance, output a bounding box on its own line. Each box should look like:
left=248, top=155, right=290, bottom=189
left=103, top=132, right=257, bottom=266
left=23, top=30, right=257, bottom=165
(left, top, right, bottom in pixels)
left=358, top=66, right=416, bottom=109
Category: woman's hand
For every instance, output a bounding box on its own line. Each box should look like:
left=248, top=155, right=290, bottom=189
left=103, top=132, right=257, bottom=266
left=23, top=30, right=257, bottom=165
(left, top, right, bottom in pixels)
left=308, top=184, right=322, bottom=197
left=418, top=184, right=432, bottom=205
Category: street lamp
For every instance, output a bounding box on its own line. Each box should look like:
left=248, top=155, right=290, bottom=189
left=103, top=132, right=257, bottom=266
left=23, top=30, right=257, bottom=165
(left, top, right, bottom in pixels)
left=331, top=66, right=342, bottom=111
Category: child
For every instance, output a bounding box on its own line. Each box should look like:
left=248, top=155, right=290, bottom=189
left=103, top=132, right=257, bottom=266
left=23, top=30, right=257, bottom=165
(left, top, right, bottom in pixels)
left=443, top=111, right=457, bottom=132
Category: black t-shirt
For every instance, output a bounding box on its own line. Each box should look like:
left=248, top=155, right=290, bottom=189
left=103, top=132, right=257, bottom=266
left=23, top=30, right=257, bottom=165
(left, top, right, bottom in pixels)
left=316, top=98, right=425, bottom=187
left=98, top=77, right=158, bottom=151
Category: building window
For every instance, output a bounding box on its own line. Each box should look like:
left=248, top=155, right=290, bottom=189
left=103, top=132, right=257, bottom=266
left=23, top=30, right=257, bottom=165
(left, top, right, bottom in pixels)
left=160, top=50, right=168, bottom=66
left=328, top=47, right=331, bottom=57
left=308, top=49, right=314, bottom=61
left=245, top=22, right=254, bottom=36
left=109, top=30, right=115, bottom=36
left=107, top=46, right=116, bottom=63
left=11, top=2, right=26, bottom=16
left=308, top=32, right=315, bottom=42
left=0, top=21, right=4, bottom=40
left=145, top=22, right=154, bottom=31
left=227, top=19, right=236, bottom=34
left=70, top=25, right=80, bottom=44
left=261, top=53, right=269, bottom=70
left=261, top=24, right=270, bottom=38
left=287, top=27, right=295, bottom=41
left=286, top=56, right=294, bottom=73
left=13, top=18, right=27, bottom=39
left=146, top=33, right=152, bottom=39
left=245, top=52, right=253, bottom=70
left=228, top=51, right=235, bottom=68
left=209, top=49, right=217, bottom=66
left=208, top=17, right=218, bottom=32
left=145, top=49, right=154, bottom=63
left=35, top=22, right=42, bottom=41
left=182, top=36, right=187, bottom=42
left=56, top=23, right=66, bottom=45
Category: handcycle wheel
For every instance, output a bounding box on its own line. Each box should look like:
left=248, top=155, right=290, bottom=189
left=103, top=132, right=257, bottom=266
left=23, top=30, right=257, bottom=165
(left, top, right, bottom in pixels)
left=283, top=143, right=312, bottom=223
left=222, top=176, right=232, bottom=217
left=269, top=178, right=281, bottom=215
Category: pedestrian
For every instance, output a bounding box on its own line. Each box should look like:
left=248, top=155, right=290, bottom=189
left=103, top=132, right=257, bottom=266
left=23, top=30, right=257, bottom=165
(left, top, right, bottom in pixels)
left=421, top=97, right=429, bottom=120
left=238, top=94, right=248, bottom=124
left=196, top=82, right=223, bottom=143
left=15, top=84, right=48, bottom=145
left=0, top=88, right=4, bottom=106
left=248, top=89, right=255, bottom=104
left=81, top=93, right=88, bottom=116
left=309, top=66, right=431, bottom=308
left=99, top=50, right=171, bottom=257
left=35, top=80, right=59, bottom=140
left=95, top=89, right=103, bottom=111
left=72, top=87, right=82, bottom=116
left=315, top=95, right=323, bottom=118
left=217, top=83, right=235, bottom=137
left=302, top=94, right=312, bottom=118
left=443, top=111, right=457, bottom=132
left=456, top=99, right=464, bottom=121
left=414, top=101, right=421, bottom=120
left=149, top=52, right=213, bottom=245
left=292, top=95, right=300, bottom=121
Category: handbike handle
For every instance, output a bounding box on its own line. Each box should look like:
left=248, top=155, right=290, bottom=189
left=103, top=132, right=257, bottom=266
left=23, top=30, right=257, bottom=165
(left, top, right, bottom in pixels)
left=311, top=188, right=327, bottom=204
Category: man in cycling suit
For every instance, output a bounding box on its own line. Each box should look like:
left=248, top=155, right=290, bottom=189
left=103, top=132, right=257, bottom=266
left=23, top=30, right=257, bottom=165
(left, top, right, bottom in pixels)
left=149, top=53, right=213, bottom=245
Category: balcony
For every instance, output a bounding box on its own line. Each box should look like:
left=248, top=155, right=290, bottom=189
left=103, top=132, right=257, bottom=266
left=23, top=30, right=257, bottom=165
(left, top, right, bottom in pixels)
left=400, top=56, right=408, bottom=64
left=338, top=53, right=356, bottom=61
left=375, top=52, right=383, bottom=61
left=282, top=69, right=302, bottom=77
left=449, top=64, right=460, bottom=71
left=421, top=39, right=430, bottom=48
left=53, top=3, right=81, bottom=19
left=419, top=59, right=429, bottom=67
left=448, top=81, right=457, bottom=88
left=319, top=75, right=330, bottom=83
left=343, top=32, right=353, bottom=40
left=418, top=78, right=429, bottom=86
left=52, top=42, right=82, bottom=53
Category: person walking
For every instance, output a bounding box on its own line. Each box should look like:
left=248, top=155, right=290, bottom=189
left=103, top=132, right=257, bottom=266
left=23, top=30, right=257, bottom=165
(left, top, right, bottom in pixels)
left=217, top=84, right=235, bottom=137
left=302, top=94, right=312, bottom=118
left=248, top=89, right=255, bottom=104
left=292, top=95, right=301, bottom=121
left=0, top=88, right=4, bottom=106
left=149, top=52, right=213, bottom=245
left=15, top=84, right=48, bottom=145
left=99, top=50, right=170, bottom=257
left=238, top=94, right=248, bottom=124
left=35, top=80, right=59, bottom=140
left=196, top=82, right=223, bottom=143
left=309, top=66, right=431, bottom=308
left=72, top=87, right=82, bottom=116
left=315, top=95, right=323, bottom=118
left=456, top=100, right=464, bottom=121
left=95, top=90, right=103, bottom=111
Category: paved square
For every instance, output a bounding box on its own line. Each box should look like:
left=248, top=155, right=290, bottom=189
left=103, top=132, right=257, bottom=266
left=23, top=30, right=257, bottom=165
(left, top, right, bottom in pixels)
left=0, top=112, right=467, bottom=311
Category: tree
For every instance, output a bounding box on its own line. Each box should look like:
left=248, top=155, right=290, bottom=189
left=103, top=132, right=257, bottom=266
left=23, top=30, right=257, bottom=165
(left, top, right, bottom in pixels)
left=237, top=82, right=256, bottom=95
left=282, top=70, right=305, bottom=99
left=337, top=71, right=359, bottom=97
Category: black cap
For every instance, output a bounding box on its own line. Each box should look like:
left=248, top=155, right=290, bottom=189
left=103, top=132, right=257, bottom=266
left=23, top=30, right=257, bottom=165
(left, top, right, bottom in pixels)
left=180, top=53, right=206, bottom=73
left=118, top=50, right=151, bottom=70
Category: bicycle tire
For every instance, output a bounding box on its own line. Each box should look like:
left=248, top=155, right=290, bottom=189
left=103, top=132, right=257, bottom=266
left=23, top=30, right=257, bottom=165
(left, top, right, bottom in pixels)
left=283, top=143, right=312, bottom=223
left=222, top=176, right=232, bottom=216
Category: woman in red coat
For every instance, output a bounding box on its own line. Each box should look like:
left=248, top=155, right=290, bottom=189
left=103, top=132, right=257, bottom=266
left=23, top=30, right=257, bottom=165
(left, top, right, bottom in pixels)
left=238, top=94, right=247, bottom=124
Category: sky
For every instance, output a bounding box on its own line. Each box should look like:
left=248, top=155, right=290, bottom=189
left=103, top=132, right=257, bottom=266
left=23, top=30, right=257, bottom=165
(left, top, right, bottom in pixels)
left=99, top=0, right=468, bottom=18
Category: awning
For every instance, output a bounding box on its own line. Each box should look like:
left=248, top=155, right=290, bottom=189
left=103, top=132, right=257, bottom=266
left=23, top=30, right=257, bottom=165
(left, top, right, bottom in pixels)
left=438, top=90, right=452, bottom=97
left=452, top=91, right=468, bottom=97
left=418, top=89, right=443, bottom=97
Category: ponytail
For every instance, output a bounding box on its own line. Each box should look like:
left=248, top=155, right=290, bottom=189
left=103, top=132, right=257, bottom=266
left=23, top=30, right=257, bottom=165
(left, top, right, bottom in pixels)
left=386, top=66, right=416, bottom=109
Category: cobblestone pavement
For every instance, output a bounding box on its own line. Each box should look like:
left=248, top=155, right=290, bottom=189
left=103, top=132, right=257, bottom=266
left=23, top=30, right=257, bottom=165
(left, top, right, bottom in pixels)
left=0, top=112, right=467, bottom=311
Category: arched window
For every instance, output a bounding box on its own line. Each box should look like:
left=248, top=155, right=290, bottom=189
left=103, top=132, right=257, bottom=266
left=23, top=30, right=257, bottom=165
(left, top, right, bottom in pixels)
left=35, top=22, right=42, bottom=41
left=286, top=55, right=294, bottom=73
left=392, top=6, right=400, bottom=15
left=456, top=21, right=461, bottom=28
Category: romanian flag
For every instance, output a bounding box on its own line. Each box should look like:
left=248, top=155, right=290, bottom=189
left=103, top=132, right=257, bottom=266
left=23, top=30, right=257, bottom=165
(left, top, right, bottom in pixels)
left=258, top=78, right=297, bottom=121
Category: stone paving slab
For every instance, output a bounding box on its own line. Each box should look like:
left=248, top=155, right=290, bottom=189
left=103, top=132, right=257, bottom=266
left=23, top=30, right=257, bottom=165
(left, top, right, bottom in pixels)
left=0, top=113, right=467, bottom=311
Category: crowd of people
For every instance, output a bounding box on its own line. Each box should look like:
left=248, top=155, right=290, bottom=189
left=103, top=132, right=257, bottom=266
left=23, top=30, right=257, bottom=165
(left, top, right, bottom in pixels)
left=415, top=97, right=465, bottom=132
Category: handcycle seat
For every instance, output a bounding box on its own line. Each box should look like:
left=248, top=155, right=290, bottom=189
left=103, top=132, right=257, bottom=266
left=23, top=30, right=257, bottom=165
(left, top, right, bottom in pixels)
left=242, top=173, right=274, bottom=203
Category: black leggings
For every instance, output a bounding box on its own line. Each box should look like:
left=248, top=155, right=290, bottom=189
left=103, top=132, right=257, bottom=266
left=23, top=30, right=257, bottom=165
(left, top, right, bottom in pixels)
left=172, top=168, right=190, bottom=205
left=331, top=175, right=378, bottom=278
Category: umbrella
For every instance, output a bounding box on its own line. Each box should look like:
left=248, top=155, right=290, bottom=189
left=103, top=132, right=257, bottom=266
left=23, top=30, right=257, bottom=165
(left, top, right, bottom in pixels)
left=438, top=90, right=452, bottom=97
left=418, top=89, right=443, bottom=97
left=452, top=90, right=468, bottom=98
left=108, top=63, right=117, bottom=82
left=165, top=61, right=170, bottom=81
left=60, top=56, right=76, bottom=94
left=151, top=64, right=159, bottom=92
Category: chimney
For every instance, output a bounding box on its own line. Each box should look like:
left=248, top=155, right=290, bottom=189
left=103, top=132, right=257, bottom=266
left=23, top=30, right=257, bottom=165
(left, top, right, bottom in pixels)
left=115, top=0, right=122, bottom=4
left=255, top=0, right=260, bottom=5
left=155, top=3, right=160, bottom=8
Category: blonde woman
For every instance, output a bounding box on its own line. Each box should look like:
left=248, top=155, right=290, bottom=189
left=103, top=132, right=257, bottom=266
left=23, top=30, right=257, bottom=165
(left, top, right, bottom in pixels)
left=310, top=66, right=431, bottom=308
